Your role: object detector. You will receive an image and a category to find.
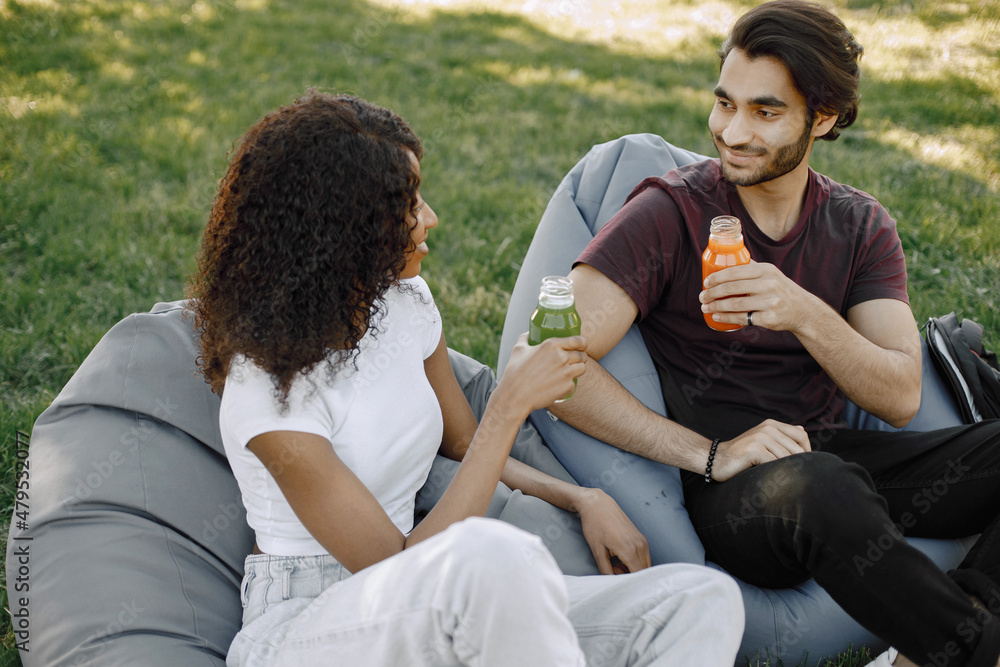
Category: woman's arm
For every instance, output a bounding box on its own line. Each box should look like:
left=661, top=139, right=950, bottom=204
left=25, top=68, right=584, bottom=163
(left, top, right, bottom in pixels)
left=248, top=332, right=586, bottom=574
left=424, top=333, right=650, bottom=574
left=248, top=430, right=410, bottom=573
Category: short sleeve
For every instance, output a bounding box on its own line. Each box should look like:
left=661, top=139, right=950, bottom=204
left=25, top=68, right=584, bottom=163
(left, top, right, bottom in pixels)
left=846, top=201, right=909, bottom=309
left=575, top=180, right=685, bottom=320
left=400, top=276, right=443, bottom=359
left=220, top=356, right=339, bottom=450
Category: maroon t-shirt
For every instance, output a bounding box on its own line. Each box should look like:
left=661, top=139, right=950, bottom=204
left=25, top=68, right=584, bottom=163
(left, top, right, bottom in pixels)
left=577, top=159, right=909, bottom=440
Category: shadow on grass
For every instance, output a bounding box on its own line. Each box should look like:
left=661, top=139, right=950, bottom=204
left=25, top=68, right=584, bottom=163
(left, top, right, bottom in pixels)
left=841, top=0, right=1000, bottom=28
left=2, top=0, right=996, bottom=367
left=0, top=0, right=998, bottom=664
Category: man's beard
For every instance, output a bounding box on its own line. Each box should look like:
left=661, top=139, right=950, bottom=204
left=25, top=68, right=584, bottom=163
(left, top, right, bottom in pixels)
left=714, top=120, right=813, bottom=187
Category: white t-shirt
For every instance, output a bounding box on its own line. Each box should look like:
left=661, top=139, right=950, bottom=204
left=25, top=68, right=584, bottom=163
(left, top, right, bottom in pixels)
left=220, top=277, right=444, bottom=557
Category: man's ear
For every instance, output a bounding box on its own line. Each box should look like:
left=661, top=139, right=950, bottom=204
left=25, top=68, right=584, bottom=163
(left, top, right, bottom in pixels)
left=812, top=112, right=839, bottom=139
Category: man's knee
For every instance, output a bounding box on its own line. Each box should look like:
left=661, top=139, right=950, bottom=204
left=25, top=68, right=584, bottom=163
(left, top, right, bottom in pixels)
left=723, top=452, right=881, bottom=543
left=740, top=452, right=874, bottom=512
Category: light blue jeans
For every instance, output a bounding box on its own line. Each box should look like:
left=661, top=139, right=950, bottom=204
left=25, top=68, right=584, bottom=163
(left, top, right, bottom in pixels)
left=227, top=518, right=743, bottom=666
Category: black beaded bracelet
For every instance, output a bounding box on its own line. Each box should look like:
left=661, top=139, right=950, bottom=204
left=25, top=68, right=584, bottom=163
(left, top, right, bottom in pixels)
left=704, top=437, right=721, bottom=483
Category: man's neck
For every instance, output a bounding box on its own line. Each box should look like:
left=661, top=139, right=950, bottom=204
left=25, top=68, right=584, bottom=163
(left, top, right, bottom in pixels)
left=735, top=159, right=812, bottom=242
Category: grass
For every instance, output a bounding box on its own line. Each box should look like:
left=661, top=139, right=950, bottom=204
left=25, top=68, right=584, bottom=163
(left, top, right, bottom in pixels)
left=745, top=646, right=876, bottom=667
left=1, top=0, right=998, bottom=665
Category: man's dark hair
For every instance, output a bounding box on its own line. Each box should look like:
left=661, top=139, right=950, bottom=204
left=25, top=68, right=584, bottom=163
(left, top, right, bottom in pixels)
left=719, top=0, right=864, bottom=141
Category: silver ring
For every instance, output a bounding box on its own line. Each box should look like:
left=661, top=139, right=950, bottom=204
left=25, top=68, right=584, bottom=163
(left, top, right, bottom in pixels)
left=747, top=311, right=754, bottom=327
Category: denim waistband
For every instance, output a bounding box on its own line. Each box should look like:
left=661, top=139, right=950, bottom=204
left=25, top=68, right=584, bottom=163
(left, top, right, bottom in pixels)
left=240, top=552, right=351, bottom=627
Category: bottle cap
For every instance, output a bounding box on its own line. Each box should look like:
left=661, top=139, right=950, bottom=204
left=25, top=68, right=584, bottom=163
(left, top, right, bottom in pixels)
left=709, top=216, right=743, bottom=239
left=538, top=276, right=574, bottom=308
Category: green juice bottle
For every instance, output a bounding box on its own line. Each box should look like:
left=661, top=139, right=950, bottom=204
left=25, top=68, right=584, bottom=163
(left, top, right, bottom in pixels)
left=528, top=276, right=582, bottom=402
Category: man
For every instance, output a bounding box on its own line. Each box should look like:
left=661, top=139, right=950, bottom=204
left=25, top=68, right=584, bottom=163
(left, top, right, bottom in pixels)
left=551, top=1, right=1000, bottom=666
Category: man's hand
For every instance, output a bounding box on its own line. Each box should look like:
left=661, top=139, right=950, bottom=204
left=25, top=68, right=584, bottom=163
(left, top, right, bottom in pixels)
left=700, top=259, right=922, bottom=427
left=573, top=487, right=651, bottom=575
left=700, top=260, right=819, bottom=333
left=710, top=420, right=811, bottom=482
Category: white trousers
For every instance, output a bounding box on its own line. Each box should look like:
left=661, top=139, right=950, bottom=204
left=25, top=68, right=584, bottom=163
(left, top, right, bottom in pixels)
left=227, top=518, right=744, bottom=667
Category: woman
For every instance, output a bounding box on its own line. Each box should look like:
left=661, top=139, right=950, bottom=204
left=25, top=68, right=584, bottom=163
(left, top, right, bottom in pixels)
left=189, top=89, right=743, bottom=666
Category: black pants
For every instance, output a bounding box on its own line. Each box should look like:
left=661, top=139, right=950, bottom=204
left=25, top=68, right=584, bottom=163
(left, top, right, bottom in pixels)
left=682, top=421, right=1000, bottom=667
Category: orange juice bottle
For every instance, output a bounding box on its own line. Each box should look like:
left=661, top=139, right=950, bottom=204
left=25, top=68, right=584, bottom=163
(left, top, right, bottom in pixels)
left=702, top=216, right=751, bottom=331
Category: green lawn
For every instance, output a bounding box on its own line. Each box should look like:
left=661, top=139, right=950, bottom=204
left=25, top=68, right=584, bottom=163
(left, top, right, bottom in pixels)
left=1, top=0, right=998, bottom=665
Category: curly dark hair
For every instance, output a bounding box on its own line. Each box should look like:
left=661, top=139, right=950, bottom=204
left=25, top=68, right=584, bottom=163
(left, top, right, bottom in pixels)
left=720, top=0, right=864, bottom=141
left=188, top=90, right=423, bottom=402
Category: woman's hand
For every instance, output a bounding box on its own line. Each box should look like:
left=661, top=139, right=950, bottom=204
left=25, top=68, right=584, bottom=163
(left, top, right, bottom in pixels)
left=496, top=333, right=588, bottom=418
left=574, top=488, right=651, bottom=575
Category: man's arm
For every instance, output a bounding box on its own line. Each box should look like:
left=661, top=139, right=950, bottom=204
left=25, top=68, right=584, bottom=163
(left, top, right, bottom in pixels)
left=823, top=298, right=922, bottom=425
left=700, top=262, right=922, bottom=426
left=548, top=264, right=705, bottom=470
left=551, top=263, right=811, bottom=482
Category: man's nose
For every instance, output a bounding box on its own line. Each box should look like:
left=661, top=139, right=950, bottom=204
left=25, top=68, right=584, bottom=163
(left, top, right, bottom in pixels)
left=721, top=111, right=753, bottom=148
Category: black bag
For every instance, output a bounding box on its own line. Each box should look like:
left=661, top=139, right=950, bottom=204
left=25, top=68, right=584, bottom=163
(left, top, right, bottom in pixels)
left=924, top=312, right=1000, bottom=423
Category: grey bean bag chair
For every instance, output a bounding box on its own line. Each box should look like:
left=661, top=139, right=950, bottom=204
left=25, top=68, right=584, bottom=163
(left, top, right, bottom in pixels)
left=7, top=301, right=600, bottom=666
left=497, top=133, right=975, bottom=666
